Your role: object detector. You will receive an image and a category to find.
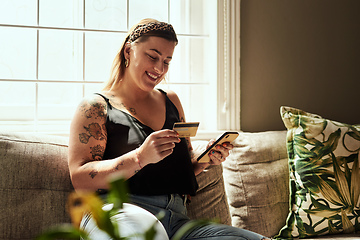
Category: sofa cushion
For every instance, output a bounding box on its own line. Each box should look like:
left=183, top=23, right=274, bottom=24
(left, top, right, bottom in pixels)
left=187, top=140, right=231, bottom=225
left=0, top=132, right=73, bottom=240
left=222, top=130, right=290, bottom=238
left=278, top=106, right=360, bottom=239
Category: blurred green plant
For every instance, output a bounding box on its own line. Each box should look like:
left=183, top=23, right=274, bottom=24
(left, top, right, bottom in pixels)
left=36, top=176, right=210, bottom=240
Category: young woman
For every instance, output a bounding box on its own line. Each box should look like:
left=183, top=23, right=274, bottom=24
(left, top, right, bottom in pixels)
left=68, top=18, right=270, bottom=240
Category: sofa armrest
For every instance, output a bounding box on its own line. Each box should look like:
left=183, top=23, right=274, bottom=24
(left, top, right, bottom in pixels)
left=0, top=132, right=73, bottom=240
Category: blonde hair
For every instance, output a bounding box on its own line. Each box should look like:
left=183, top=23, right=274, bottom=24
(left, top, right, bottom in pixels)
left=103, top=19, right=178, bottom=91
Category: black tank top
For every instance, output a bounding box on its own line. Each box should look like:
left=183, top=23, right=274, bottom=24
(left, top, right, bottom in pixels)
left=96, top=90, right=198, bottom=196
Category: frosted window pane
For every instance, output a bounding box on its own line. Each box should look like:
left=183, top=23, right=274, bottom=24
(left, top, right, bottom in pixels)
left=85, top=32, right=126, bottom=81
left=37, top=82, right=83, bottom=120
left=85, top=0, right=127, bottom=31
left=39, top=0, right=83, bottom=28
left=128, top=0, right=168, bottom=27
left=84, top=83, right=104, bottom=96
left=168, top=37, right=209, bottom=84
left=38, top=30, right=83, bottom=81
left=158, top=84, right=216, bottom=131
left=0, top=0, right=37, bottom=26
left=0, top=27, right=37, bottom=79
left=36, top=120, right=72, bottom=133
left=170, top=0, right=211, bottom=35
left=0, top=81, right=35, bottom=132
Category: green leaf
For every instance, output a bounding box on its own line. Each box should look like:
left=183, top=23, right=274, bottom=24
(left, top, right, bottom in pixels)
left=275, top=211, right=296, bottom=239
left=341, top=209, right=355, bottom=233
left=332, top=154, right=352, bottom=207
left=144, top=224, right=158, bottom=240
left=293, top=135, right=317, bottom=158
left=313, top=130, right=341, bottom=160
left=300, top=116, right=327, bottom=139
left=35, top=224, right=89, bottom=240
left=303, top=208, right=339, bottom=218
left=317, top=176, right=343, bottom=206
left=350, top=154, right=360, bottom=209
left=328, top=220, right=341, bottom=234
left=107, top=175, right=129, bottom=210
left=295, top=214, right=307, bottom=238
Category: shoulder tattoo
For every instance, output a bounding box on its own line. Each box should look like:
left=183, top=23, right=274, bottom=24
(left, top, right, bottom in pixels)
left=80, top=101, right=107, bottom=120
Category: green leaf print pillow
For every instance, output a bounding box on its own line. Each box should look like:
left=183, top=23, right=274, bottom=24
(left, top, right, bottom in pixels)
left=277, top=106, right=360, bottom=239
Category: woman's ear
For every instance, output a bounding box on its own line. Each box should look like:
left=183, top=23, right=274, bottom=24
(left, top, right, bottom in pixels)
left=124, top=42, right=131, bottom=59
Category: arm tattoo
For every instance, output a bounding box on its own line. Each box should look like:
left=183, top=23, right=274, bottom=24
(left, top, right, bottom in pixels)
left=114, top=160, right=124, bottom=170
left=82, top=159, right=100, bottom=179
left=89, top=170, right=98, bottom=179
left=79, top=123, right=106, bottom=144
left=90, top=145, right=105, bottom=161
left=80, top=145, right=104, bottom=179
left=78, top=100, right=107, bottom=144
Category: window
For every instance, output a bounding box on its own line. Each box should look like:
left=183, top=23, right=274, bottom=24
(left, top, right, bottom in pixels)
left=0, top=0, right=239, bottom=137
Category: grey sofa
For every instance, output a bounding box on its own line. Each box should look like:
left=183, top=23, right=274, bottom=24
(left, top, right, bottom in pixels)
left=0, top=131, right=359, bottom=239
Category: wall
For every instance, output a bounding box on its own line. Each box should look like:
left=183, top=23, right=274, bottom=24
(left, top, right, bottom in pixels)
left=240, top=0, right=360, bottom=132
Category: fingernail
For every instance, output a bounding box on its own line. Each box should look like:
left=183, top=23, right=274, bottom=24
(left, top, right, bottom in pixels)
left=216, top=145, right=221, bottom=149
left=211, top=151, right=215, bottom=154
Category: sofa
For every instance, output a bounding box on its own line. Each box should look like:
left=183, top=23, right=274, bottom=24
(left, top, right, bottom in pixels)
left=0, top=128, right=359, bottom=239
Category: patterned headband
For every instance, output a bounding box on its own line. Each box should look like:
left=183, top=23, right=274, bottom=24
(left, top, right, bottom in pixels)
left=128, top=22, right=176, bottom=43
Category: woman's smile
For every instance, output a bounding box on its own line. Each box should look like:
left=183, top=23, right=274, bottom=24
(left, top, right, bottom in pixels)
left=146, top=71, right=160, bottom=81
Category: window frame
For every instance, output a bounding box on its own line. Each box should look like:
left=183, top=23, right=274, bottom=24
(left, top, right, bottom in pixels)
left=196, top=0, right=240, bottom=140
left=0, top=0, right=240, bottom=138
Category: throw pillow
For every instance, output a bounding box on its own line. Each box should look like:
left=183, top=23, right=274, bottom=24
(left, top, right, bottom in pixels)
left=277, top=106, right=360, bottom=239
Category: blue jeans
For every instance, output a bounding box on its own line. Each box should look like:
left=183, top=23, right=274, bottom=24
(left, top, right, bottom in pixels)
left=81, top=194, right=268, bottom=240
left=129, top=194, right=267, bottom=240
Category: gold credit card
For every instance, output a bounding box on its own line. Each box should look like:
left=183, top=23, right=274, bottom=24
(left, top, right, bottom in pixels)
left=173, top=122, right=200, bottom=138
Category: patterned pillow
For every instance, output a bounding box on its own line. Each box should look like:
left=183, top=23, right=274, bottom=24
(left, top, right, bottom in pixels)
left=277, top=106, right=360, bottom=239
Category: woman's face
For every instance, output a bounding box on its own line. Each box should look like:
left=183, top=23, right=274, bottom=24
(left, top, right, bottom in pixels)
left=124, top=36, right=176, bottom=91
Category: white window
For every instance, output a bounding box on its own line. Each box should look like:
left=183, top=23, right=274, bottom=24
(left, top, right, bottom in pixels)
left=0, top=0, right=239, bottom=137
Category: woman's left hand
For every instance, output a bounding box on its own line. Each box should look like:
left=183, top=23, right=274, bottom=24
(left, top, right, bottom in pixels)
left=207, top=140, right=234, bottom=165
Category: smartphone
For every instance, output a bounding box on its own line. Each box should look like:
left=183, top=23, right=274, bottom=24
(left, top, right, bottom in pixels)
left=196, top=131, right=239, bottom=163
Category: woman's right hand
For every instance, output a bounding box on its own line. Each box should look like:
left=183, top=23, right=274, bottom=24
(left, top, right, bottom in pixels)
left=137, top=129, right=181, bottom=165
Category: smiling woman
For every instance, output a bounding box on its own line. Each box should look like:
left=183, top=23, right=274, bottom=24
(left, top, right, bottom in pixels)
left=67, top=19, right=270, bottom=240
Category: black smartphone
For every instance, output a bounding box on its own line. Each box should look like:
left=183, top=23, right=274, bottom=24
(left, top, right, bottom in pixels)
left=196, top=131, right=239, bottom=163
